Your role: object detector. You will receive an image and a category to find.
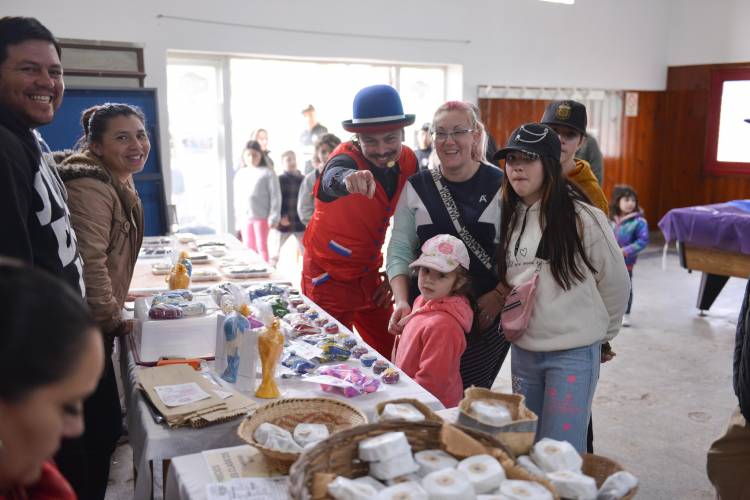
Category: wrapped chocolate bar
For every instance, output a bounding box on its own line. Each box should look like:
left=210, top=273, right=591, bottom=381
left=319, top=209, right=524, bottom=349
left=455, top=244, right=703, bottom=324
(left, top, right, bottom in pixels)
left=282, top=352, right=319, bottom=374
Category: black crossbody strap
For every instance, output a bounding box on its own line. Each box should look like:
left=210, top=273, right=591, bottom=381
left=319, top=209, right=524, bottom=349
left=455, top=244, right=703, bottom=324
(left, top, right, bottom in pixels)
left=430, top=167, right=493, bottom=270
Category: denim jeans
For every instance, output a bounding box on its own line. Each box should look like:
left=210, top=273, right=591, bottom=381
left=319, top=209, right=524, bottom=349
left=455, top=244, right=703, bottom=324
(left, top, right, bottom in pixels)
left=626, top=268, right=633, bottom=314
left=511, top=342, right=601, bottom=453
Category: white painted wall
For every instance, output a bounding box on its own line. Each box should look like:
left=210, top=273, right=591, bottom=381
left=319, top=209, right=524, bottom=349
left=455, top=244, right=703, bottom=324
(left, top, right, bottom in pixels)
left=6, top=0, right=743, bottom=191
left=667, top=0, right=750, bottom=66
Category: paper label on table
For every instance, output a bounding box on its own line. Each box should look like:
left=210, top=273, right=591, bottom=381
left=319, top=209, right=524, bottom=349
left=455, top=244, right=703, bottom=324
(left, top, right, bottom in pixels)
left=287, top=340, right=324, bottom=360
left=203, top=447, right=281, bottom=482
left=213, top=389, right=233, bottom=400
left=153, top=382, right=211, bottom=407
left=205, top=477, right=289, bottom=500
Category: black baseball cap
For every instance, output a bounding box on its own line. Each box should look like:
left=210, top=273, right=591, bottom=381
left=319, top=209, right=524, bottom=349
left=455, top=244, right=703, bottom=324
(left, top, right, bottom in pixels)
left=541, top=100, right=587, bottom=135
left=493, top=123, right=561, bottom=163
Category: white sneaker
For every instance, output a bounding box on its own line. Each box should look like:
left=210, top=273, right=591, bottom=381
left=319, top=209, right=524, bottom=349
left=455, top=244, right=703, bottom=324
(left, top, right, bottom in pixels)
left=622, top=314, right=631, bottom=327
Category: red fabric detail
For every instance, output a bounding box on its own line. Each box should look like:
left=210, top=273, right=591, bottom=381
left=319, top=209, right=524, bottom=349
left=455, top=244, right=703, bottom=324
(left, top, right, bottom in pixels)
left=303, top=142, right=417, bottom=281
left=301, top=253, right=394, bottom=358
left=395, top=295, right=473, bottom=408
left=0, top=461, right=77, bottom=500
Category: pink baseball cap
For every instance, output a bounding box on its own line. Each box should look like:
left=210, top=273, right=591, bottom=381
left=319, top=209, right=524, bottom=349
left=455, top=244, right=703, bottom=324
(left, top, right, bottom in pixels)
left=409, top=234, right=470, bottom=273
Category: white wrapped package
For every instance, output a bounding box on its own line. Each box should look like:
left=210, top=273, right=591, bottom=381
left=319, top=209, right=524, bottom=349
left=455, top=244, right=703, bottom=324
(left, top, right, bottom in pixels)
left=375, top=481, right=429, bottom=500
left=369, top=452, right=419, bottom=481
left=457, top=454, right=506, bottom=494
left=254, top=423, right=302, bottom=453
left=531, top=438, right=582, bottom=473
left=471, top=400, right=513, bottom=426
left=414, top=449, right=459, bottom=476
left=380, top=403, right=425, bottom=422
left=358, top=432, right=411, bottom=462
left=421, top=469, right=475, bottom=500
left=386, top=473, right=421, bottom=486
left=293, top=423, right=329, bottom=448
left=352, top=476, right=385, bottom=491
left=498, top=480, right=554, bottom=499
left=327, top=476, right=378, bottom=500
left=517, top=455, right=546, bottom=478
left=547, top=470, right=597, bottom=500
left=596, top=471, right=638, bottom=500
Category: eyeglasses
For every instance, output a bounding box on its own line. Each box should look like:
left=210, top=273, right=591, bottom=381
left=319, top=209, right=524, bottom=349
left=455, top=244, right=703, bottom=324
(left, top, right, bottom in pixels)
left=431, top=128, right=474, bottom=142
left=505, top=151, right=540, bottom=164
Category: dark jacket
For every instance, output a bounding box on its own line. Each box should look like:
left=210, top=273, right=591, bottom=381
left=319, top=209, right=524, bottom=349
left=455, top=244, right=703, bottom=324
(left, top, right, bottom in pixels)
left=0, top=105, right=84, bottom=296
left=735, top=278, right=750, bottom=420
left=57, top=151, right=144, bottom=341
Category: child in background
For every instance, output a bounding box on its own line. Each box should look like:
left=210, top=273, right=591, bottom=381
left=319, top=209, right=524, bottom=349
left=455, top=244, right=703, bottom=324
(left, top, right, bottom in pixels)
left=297, top=133, right=341, bottom=227
left=394, top=234, right=473, bottom=408
left=610, top=185, right=649, bottom=327
left=270, top=150, right=305, bottom=267
left=233, top=139, right=281, bottom=262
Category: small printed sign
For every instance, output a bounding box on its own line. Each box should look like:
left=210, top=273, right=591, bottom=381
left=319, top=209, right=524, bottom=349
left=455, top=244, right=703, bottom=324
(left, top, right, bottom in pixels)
left=625, top=92, right=639, bottom=117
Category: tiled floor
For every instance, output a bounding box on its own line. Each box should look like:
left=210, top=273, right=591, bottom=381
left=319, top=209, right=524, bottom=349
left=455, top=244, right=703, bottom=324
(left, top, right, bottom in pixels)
left=105, top=241, right=745, bottom=499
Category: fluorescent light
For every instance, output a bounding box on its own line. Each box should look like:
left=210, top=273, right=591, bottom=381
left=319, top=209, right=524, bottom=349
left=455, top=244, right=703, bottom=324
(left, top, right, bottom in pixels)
left=540, top=0, right=575, bottom=4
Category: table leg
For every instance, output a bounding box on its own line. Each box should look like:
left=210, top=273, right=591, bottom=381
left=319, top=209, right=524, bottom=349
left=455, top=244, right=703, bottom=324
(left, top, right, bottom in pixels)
left=698, top=272, right=730, bottom=312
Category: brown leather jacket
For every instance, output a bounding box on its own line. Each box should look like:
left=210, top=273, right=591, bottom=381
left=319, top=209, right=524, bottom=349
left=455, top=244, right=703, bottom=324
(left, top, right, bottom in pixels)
left=57, top=151, right=144, bottom=342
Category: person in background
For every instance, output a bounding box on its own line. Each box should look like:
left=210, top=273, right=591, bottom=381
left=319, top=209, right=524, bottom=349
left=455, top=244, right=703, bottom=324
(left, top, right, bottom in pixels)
left=302, top=85, right=418, bottom=358
left=609, top=185, right=648, bottom=327
left=297, top=133, right=341, bottom=227
left=300, top=104, right=328, bottom=174
left=253, top=128, right=274, bottom=168
left=0, top=16, right=85, bottom=297
left=387, top=100, right=506, bottom=390
left=495, top=123, right=629, bottom=453
left=577, top=133, right=604, bottom=185
left=0, top=262, right=104, bottom=500
left=414, top=122, right=433, bottom=170
left=541, top=100, right=608, bottom=215
left=233, top=139, right=281, bottom=263
left=271, top=150, right=305, bottom=267
left=54, top=103, right=147, bottom=500
left=394, top=234, right=473, bottom=408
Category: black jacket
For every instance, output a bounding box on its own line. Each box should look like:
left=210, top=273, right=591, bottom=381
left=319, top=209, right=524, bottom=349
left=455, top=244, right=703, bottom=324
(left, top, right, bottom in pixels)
left=735, top=278, right=750, bottom=420
left=0, top=105, right=84, bottom=296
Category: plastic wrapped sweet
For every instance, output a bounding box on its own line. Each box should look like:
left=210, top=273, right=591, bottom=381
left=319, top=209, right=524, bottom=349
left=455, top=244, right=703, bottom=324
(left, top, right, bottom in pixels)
left=421, top=468, right=474, bottom=499
left=328, top=477, right=378, bottom=500
left=358, top=431, right=411, bottom=462
left=361, top=355, right=377, bottom=367
left=247, top=283, right=287, bottom=300
left=253, top=422, right=302, bottom=453
left=471, top=399, right=513, bottom=427
left=293, top=423, right=329, bottom=448
left=292, top=322, right=322, bottom=336
left=375, top=481, right=428, bottom=500
left=372, top=360, right=389, bottom=375
left=179, top=301, right=206, bottom=316
left=370, top=453, right=419, bottom=481
left=257, top=295, right=289, bottom=318
left=296, top=304, right=310, bottom=313
left=352, top=476, right=385, bottom=491
left=314, top=342, right=351, bottom=363
left=457, top=454, right=506, bottom=494
left=289, top=297, right=304, bottom=307
left=517, top=455, right=546, bottom=478
left=152, top=289, right=193, bottom=305
left=148, top=303, right=183, bottom=320
left=546, top=470, right=597, bottom=500
left=380, top=368, right=400, bottom=384
left=351, top=346, right=369, bottom=359
left=413, top=449, right=457, bottom=475
left=282, top=353, right=318, bottom=374
left=306, top=311, right=320, bottom=320
left=498, top=480, right=554, bottom=499
left=314, top=317, right=328, bottom=327
left=342, top=337, right=358, bottom=349
left=382, top=404, right=425, bottom=424
left=531, top=438, right=582, bottom=473
left=596, top=471, right=638, bottom=500
left=324, top=323, right=340, bottom=334
left=318, top=364, right=381, bottom=398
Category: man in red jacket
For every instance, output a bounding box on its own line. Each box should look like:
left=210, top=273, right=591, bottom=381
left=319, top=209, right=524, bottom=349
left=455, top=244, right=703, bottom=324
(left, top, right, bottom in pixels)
left=302, top=85, right=417, bottom=357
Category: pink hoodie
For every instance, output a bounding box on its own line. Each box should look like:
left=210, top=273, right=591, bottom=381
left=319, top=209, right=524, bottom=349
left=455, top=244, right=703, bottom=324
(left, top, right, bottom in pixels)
left=395, top=295, right=474, bottom=408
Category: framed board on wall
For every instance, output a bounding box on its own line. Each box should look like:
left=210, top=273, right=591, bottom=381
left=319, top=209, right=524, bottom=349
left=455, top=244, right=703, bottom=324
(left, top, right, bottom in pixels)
left=39, top=87, right=169, bottom=236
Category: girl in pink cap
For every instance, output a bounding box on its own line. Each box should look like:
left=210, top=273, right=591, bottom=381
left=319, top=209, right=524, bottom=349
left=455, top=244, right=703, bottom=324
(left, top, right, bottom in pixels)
left=394, top=234, right=474, bottom=408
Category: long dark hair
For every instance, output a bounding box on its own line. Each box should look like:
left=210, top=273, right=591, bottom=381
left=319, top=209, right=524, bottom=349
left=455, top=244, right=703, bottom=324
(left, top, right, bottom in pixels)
left=497, top=156, right=596, bottom=291
left=243, top=139, right=268, bottom=167
left=0, top=263, right=98, bottom=402
left=76, top=103, right=147, bottom=150
left=609, top=184, right=640, bottom=219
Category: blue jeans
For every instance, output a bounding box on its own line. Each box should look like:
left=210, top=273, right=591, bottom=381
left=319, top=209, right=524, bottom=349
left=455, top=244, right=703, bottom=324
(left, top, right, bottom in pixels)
left=511, top=342, right=601, bottom=453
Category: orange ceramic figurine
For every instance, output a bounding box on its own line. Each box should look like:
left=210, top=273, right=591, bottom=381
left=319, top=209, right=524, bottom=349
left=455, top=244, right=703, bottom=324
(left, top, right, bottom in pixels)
left=255, top=318, right=283, bottom=398
left=167, top=262, right=190, bottom=290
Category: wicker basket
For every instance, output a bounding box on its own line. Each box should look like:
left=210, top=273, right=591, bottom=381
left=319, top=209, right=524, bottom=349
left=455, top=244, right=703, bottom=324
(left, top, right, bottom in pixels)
left=458, top=387, right=538, bottom=456
left=582, top=453, right=638, bottom=499
left=237, top=397, right=367, bottom=473
left=288, top=420, right=560, bottom=500
left=374, top=398, right=442, bottom=423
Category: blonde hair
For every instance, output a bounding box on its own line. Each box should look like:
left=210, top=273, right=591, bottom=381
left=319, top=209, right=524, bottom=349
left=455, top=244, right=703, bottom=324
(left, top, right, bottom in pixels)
left=431, top=101, right=492, bottom=166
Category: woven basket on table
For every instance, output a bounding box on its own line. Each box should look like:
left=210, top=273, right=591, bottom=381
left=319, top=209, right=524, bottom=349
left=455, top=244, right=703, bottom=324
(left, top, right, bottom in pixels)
left=288, top=420, right=561, bottom=500
left=237, top=397, right=367, bottom=473
left=582, top=453, right=638, bottom=499
left=374, top=398, right=442, bottom=423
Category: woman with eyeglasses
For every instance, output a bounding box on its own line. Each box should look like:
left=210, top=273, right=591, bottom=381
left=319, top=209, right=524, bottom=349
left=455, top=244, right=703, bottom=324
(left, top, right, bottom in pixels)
left=387, top=100, right=508, bottom=391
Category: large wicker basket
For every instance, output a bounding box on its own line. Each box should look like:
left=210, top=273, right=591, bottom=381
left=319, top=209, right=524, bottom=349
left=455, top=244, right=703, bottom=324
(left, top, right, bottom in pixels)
left=288, top=420, right=560, bottom=500
left=582, top=453, right=638, bottom=499
left=237, top=397, right=367, bottom=473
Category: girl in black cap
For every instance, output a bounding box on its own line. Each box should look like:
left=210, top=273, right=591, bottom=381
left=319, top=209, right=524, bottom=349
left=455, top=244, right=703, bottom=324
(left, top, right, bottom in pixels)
left=494, top=123, right=630, bottom=452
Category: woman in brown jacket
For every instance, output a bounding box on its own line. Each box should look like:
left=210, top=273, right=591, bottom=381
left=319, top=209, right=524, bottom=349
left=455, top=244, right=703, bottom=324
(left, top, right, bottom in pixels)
left=55, top=103, right=147, bottom=500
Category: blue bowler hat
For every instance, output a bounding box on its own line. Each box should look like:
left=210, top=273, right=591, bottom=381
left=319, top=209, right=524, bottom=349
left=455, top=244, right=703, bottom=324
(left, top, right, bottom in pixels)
left=342, top=84, right=415, bottom=133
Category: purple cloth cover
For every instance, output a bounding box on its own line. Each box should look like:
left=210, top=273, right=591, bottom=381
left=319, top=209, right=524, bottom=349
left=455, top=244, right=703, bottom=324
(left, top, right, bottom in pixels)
left=658, top=200, right=750, bottom=255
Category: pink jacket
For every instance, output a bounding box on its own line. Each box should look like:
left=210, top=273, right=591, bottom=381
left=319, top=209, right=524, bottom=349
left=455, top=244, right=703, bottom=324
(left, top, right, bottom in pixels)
left=395, top=295, right=473, bottom=408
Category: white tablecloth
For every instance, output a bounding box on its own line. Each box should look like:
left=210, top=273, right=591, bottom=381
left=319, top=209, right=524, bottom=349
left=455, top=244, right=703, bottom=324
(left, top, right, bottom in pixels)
left=121, top=323, right=444, bottom=498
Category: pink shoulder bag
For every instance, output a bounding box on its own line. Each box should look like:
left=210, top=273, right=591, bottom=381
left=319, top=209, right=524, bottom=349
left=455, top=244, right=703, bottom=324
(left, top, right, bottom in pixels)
left=500, top=261, right=542, bottom=341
